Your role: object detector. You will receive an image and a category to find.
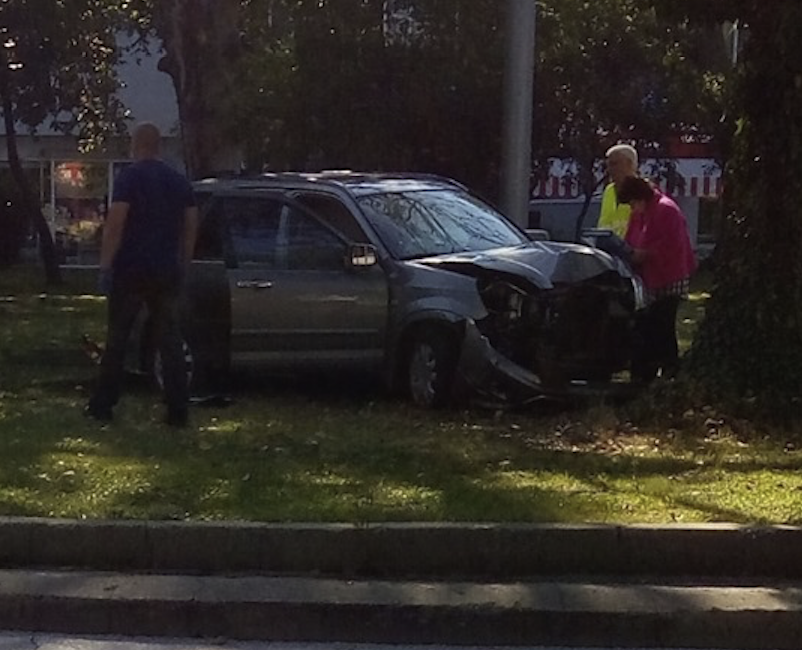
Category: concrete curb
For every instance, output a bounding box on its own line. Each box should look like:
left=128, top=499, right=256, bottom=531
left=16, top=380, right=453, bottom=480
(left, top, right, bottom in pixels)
left=2, top=518, right=802, bottom=647
left=1, top=517, right=801, bottom=578
left=0, top=570, right=801, bottom=648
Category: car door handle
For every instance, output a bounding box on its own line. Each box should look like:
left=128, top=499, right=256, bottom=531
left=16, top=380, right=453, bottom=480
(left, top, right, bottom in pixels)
left=236, top=280, right=274, bottom=290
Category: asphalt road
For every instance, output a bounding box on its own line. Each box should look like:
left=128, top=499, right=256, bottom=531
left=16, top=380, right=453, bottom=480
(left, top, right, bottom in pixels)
left=0, top=634, right=752, bottom=650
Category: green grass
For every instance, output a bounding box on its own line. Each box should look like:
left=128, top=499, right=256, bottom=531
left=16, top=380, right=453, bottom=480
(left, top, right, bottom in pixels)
left=2, top=263, right=802, bottom=524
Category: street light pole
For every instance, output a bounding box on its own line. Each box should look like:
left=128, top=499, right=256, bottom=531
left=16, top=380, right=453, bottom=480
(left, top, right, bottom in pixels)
left=500, top=0, right=536, bottom=227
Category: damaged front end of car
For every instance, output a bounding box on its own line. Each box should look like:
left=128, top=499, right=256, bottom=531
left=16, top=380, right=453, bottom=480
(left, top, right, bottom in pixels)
left=423, top=243, right=645, bottom=405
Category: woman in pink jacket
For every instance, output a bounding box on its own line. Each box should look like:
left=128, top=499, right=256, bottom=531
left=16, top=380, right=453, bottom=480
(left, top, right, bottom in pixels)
left=617, top=176, right=697, bottom=383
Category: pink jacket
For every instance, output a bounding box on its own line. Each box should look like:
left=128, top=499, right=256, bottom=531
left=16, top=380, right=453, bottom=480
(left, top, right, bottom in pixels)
left=624, top=191, right=696, bottom=291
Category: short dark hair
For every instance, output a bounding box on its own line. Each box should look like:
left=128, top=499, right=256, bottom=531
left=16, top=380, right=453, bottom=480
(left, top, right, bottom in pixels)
left=617, top=176, right=654, bottom=204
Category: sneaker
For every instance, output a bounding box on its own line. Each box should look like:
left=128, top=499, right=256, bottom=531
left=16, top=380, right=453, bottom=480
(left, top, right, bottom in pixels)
left=84, top=403, right=113, bottom=422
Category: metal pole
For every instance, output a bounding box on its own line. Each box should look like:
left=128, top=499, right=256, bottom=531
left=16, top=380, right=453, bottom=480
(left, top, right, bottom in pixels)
left=500, top=0, right=536, bottom=227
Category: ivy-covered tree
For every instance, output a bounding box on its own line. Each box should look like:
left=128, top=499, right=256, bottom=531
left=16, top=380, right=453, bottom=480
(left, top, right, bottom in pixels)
left=0, top=0, right=127, bottom=282
left=656, top=1, right=802, bottom=420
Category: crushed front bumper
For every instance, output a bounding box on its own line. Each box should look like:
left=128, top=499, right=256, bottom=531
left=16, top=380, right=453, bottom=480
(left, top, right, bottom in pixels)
left=454, top=319, right=637, bottom=406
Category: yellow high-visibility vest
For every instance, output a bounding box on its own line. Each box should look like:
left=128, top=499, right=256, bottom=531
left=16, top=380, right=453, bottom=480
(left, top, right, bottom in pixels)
left=598, top=182, right=631, bottom=237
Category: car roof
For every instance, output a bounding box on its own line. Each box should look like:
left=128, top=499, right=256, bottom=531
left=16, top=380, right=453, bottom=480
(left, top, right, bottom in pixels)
left=193, top=171, right=467, bottom=197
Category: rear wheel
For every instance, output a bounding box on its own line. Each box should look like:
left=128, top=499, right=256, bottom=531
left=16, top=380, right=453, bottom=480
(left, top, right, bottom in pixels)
left=407, top=329, right=458, bottom=408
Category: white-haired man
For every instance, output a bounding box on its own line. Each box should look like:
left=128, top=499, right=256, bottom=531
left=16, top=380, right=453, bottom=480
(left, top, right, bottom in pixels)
left=598, top=144, right=639, bottom=237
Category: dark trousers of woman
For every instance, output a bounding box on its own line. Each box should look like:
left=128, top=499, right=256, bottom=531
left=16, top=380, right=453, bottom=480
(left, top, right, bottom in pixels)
left=88, top=271, right=188, bottom=421
left=631, top=295, right=681, bottom=383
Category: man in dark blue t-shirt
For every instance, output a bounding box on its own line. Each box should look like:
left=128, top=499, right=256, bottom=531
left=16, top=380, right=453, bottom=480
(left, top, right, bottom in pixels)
left=85, top=122, right=198, bottom=427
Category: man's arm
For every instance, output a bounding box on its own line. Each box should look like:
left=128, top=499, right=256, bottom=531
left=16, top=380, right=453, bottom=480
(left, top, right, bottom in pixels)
left=598, top=183, right=616, bottom=228
left=182, top=205, right=199, bottom=268
left=99, top=201, right=130, bottom=270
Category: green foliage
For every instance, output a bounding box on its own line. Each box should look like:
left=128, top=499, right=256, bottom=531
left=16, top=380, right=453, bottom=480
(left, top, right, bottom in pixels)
left=215, top=0, right=730, bottom=201
left=0, top=0, right=129, bottom=147
left=0, top=0, right=131, bottom=280
left=684, top=2, right=802, bottom=421
left=535, top=0, right=731, bottom=192
left=652, top=0, right=753, bottom=25
left=227, top=0, right=505, bottom=195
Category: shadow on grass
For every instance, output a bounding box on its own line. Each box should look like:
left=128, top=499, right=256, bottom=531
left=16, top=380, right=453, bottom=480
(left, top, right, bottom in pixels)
left=2, top=344, right=801, bottom=524
left=3, top=268, right=800, bottom=524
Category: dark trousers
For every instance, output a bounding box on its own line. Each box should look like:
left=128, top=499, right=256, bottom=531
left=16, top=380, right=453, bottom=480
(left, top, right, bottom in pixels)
left=632, top=295, right=681, bottom=383
left=89, top=271, right=188, bottom=416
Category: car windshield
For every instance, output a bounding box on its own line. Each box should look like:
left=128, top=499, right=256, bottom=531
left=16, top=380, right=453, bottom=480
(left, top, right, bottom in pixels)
left=356, top=189, right=528, bottom=259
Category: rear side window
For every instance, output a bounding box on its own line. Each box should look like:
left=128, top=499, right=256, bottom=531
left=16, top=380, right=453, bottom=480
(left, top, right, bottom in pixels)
left=224, top=196, right=282, bottom=268
left=220, top=194, right=347, bottom=271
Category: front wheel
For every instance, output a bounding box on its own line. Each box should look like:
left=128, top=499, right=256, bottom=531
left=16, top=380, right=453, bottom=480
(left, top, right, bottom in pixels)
left=153, top=339, right=195, bottom=394
left=407, top=329, right=458, bottom=408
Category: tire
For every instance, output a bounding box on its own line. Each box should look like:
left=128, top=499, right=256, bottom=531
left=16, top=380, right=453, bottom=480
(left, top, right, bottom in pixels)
left=153, top=339, right=195, bottom=393
left=407, top=329, right=458, bottom=408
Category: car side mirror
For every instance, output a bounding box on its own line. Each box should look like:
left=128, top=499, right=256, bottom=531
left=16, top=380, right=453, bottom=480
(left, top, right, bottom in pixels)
left=348, top=243, right=378, bottom=268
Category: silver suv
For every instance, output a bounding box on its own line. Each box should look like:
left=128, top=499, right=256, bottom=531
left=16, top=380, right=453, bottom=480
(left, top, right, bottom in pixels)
left=179, top=172, right=643, bottom=407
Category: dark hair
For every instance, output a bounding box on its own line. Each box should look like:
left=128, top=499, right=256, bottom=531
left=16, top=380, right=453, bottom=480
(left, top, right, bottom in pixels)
left=617, top=176, right=654, bottom=204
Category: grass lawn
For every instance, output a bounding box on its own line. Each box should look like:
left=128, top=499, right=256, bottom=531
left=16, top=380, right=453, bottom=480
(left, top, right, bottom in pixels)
left=1, top=264, right=801, bottom=525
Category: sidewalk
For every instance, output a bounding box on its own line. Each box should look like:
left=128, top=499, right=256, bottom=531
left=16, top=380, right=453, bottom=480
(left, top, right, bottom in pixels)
left=0, top=517, right=801, bottom=648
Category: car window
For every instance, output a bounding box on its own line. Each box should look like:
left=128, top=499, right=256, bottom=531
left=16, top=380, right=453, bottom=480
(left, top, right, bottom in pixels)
left=280, top=205, right=347, bottom=271
left=356, top=189, right=526, bottom=259
left=294, top=193, right=369, bottom=243
left=223, top=196, right=282, bottom=268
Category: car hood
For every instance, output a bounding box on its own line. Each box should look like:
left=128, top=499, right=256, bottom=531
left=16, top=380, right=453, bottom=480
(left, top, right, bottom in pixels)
left=414, top=241, right=634, bottom=289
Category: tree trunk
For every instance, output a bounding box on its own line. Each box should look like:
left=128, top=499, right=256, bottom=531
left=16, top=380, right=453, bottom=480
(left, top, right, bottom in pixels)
left=0, top=71, right=61, bottom=284
left=155, top=0, right=243, bottom=179
left=686, top=2, right=802, bottom=420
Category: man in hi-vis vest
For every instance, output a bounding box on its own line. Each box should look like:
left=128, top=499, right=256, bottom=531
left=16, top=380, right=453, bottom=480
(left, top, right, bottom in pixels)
left=598, top=144, right=639, bottom=237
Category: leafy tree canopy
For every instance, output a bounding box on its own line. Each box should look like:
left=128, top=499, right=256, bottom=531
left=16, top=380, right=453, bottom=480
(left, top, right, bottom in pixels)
left=211, top=0, right=727, bottom=201
left=0, top=0, right=128, bottom=148
left=227, top=0, right=505, bottom=194
left=535, top=0, right=731, bottom=194
left=0, top=0, right=130, bottom=279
